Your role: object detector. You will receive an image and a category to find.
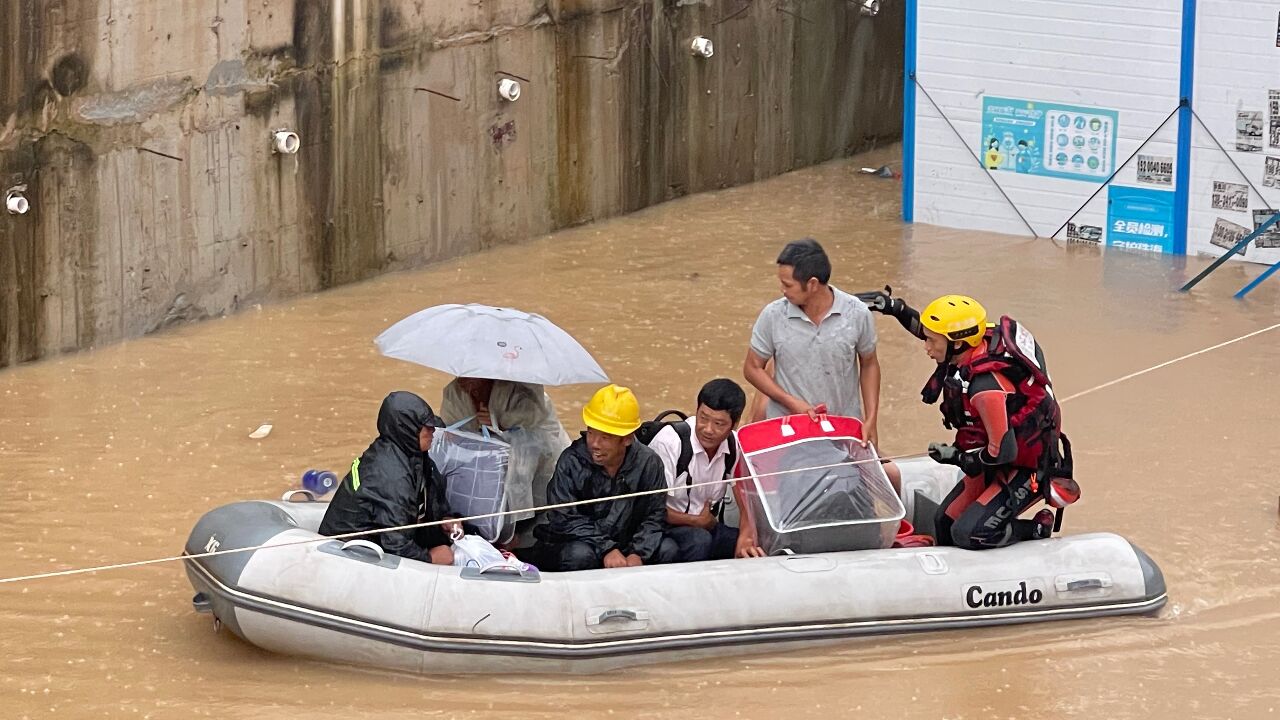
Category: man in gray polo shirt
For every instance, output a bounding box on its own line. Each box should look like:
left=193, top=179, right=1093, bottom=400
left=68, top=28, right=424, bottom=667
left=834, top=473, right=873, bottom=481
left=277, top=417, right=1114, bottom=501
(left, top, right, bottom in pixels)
left=743, top=238, right=884, bottom=446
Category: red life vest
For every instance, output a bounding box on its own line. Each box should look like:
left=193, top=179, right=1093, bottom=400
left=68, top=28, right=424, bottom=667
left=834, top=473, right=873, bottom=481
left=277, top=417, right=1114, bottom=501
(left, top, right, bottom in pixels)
left=921, top=316, right=1062, bottom=470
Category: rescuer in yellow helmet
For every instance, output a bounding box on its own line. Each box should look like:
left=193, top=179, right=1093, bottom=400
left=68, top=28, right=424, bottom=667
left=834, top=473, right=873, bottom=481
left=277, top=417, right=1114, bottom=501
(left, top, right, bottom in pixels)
left=859, top=289, right=1079, bottom=549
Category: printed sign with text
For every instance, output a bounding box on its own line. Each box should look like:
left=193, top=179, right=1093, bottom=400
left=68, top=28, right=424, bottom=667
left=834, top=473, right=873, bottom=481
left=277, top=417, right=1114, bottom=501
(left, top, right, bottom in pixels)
left=1107, top=186, right=1175, bottom=254
left=981, top=97, right=1119, bottom=183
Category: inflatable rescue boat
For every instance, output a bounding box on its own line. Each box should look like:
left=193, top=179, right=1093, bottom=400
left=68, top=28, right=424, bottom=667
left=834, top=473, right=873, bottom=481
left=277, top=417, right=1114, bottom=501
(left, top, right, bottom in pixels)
left=182, top=415, right=1166, bottom=674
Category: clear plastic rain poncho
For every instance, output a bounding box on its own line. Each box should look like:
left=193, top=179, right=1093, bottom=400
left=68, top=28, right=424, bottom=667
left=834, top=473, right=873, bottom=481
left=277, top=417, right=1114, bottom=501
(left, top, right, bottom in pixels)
left=440, top=380, right=571, bottom=525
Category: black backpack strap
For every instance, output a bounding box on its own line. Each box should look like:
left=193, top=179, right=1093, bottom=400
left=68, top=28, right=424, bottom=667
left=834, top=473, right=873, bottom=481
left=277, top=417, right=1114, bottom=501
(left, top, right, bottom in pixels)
left=723, top=433, right=738, bottom=481
left=1036, top=431, right=1072, bottom=483
left=670, top=422, right=695, bottom=513
left=1036, top=430, right=1073, bottom=533
left=1053, top=432, right=1073, bottom=479
left=713, top=433, right=740, bottom=523
left=671, top=421, right=694, bottom=481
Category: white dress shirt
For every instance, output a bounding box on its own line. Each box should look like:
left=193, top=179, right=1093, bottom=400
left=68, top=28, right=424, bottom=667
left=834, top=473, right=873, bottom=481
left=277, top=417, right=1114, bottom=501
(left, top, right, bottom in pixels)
left=649, top=417, right=734, bottom=516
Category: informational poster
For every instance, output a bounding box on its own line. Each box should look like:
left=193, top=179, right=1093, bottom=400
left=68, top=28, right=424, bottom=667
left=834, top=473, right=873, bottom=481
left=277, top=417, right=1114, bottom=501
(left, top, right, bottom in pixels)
left=1236, top=111, right=1263, bottom=152
left=1136, top=155, right=1173, bottom=186
left=1106, top=186, right=1175, bottom=253
left=1269, top=91, right=1280, bottom=149
left=980, top=96, right=1119, bottom=182
left=1211, top=180, right=1249, bottom=210
left=1253, top=209, right=1280, bottom=249
left=1210, top=217, right=1250, bottom=256
left=1266, top=157, right=1280, bottom=188
left=1066, top=222, right=1103, bottom=245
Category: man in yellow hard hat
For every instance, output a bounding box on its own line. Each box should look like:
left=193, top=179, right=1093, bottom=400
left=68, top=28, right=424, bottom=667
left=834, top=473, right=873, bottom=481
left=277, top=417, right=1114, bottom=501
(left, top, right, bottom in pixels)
left=527, top=384, right=677, bottom=571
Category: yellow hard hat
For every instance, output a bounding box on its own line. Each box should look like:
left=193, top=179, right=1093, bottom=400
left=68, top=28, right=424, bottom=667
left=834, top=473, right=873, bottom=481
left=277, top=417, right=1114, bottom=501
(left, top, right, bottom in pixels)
left=921, top=295, right=987, bottom=347
left=582, top=384, right=642, bottom=436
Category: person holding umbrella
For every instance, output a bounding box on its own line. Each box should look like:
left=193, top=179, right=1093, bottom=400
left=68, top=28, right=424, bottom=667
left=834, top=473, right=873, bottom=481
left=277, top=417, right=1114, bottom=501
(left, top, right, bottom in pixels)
left=440, top=376, right=570, bottom=534
left=375, top=304, right=607, bottom=542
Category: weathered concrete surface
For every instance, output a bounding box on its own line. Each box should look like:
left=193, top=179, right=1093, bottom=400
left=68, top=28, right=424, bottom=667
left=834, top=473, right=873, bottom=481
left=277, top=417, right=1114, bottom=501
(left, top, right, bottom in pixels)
left=0, top=0, right=904, bottom=368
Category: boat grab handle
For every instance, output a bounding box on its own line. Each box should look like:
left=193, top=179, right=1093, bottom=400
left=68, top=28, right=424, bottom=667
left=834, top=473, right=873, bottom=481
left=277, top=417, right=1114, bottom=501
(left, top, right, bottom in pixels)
left=588, top=608, right=650, bottom=626
left=1055, top=573, right=1113, bottom=592
left=281, top=489, right=318, bottom=503
left=477, top=564, right=527, bottom=576
left=1067, top=579, right=1103, bottom=590
left=340, top=540, right=385, bottom=562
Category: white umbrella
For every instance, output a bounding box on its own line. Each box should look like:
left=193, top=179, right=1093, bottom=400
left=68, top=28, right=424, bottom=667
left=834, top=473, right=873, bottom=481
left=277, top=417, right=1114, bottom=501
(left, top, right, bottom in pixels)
left=374, top=304, right=609, bottom=386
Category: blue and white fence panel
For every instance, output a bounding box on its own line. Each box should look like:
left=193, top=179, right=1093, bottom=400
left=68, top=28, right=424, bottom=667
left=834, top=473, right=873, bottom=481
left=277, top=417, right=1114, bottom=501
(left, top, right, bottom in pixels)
left=905, top=0, right=1280, bottom=266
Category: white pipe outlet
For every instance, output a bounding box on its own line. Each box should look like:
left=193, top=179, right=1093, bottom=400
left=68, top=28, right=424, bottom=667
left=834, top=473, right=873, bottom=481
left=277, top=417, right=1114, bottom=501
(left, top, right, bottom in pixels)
left=498, top=78, right=522, bottom=102
left=690, top=36, right=714, bottom=58
left=271, top=130, right=300, bottom=154
left=5, top=189, right=29, bottom=215
left=859, top=0, right=880, bottom=16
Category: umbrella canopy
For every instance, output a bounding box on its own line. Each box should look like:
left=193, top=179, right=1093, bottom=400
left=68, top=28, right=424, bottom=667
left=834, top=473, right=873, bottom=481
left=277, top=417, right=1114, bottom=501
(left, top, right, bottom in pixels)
left=374, top=304, right=609, bottom=386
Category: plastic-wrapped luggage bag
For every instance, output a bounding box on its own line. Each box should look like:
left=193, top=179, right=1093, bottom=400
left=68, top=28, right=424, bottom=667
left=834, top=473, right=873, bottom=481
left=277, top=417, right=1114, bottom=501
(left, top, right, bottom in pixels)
left=431, top=424, right=512, bottom=542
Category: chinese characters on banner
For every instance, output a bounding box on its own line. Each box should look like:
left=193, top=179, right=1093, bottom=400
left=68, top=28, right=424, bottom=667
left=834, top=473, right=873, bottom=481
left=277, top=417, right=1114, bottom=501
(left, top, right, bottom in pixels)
left=1107, top=186, right=1176, bottom=254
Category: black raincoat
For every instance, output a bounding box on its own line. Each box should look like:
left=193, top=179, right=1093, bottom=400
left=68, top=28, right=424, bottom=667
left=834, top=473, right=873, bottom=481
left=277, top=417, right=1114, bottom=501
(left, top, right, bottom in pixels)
left=318, top=392, right=451, bottom=562
left=535, top=435, right=667, bottom=561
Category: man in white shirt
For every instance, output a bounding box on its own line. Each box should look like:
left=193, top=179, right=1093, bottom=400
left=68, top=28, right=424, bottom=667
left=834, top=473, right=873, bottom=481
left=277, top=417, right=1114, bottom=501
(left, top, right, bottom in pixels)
left=649, top=379, right=766, bottom=562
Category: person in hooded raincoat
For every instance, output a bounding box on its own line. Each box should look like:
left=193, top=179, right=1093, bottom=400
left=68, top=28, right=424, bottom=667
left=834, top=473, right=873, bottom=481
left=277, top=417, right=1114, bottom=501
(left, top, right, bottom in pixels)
left=319, top=391, right=460, bottom=564
left=440, top=378, right=570, bottom=529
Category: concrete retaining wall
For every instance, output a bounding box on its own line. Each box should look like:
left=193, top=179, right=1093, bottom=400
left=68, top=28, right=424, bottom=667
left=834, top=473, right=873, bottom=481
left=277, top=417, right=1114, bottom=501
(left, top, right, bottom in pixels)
left=0, top=0, right=903, bottom=368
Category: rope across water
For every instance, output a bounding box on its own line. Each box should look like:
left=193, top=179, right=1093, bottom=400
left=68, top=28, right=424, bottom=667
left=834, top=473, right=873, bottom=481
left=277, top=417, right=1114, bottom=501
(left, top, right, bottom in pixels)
left=3, top=321, right=1278, bottom=585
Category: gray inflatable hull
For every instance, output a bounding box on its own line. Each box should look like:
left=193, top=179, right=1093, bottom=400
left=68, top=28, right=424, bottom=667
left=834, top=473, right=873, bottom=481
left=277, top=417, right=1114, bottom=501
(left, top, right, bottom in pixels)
left=182, top=458, right=1166, bottom=674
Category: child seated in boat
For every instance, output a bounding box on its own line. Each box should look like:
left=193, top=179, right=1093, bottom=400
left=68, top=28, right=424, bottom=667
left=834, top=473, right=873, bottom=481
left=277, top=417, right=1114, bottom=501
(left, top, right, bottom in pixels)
left=319, top=391, right=462, bottom=564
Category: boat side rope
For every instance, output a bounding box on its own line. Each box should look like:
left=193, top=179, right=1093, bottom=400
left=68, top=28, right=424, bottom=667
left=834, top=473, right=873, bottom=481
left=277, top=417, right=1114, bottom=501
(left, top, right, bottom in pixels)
left=3, top=320, right=1278, bottom=586
left=0, top=457, right=907, bottom=585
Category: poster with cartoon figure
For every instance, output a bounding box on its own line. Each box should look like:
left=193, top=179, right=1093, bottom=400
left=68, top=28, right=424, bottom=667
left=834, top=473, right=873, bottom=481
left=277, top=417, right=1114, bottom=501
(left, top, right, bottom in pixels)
left=980, top=97, right=1119, bottom=182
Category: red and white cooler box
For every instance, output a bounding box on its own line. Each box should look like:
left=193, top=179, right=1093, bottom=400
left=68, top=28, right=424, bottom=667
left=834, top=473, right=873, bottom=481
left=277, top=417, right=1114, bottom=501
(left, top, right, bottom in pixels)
left=735, top=414, right=905, bottom=555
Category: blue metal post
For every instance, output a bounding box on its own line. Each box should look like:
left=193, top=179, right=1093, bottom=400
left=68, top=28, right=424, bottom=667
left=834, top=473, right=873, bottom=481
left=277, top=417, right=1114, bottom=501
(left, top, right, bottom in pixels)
left=1235, top=257, right=1280, bottom=298
left=1172, top=0, right=1197, bottom=255
left=902, top=0, right=918, bottom=223
left=1181, top=212, right=1280, bottom=292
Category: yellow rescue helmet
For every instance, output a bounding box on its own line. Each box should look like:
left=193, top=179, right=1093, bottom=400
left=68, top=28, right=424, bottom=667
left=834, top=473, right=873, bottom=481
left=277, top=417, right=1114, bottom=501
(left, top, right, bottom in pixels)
left=582, top=384, right=642, bottom=436
left=921, top=295, right=988, bottom=347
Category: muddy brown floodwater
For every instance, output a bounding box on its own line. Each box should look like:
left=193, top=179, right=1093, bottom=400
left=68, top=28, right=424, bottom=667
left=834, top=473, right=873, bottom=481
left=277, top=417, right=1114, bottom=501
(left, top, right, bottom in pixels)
left=4, top=146, right=1280, bottom=719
